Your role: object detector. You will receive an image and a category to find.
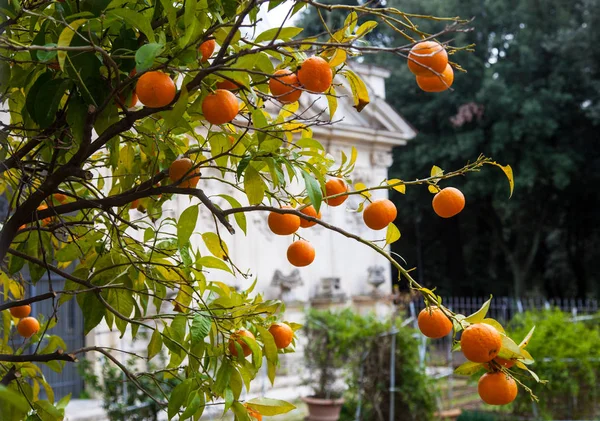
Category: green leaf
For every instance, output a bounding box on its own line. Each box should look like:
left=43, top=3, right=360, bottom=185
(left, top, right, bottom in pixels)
left=256, top=326, right=278, bottom=385
left=79, top=293, right=105, bottom=335
left=497, top=334, right=525, bottom=360
left=180, top=0, right=198, bottom=47
left=0, top=385, right=31, bottom=413
left=214, top=361, right=233, bottom=395
left=301, top=170, right=323, bottom=213
left=57, top=19, right=87, bottom=71
left=168, top=379, right=191, bottom=420
left=223, top=387, right=234, bottom=414
left=135, top=43, right=164, bottom=72
left=482, top=318, right=505, bottom=334
left=454, top=361, right=484, bottom=376
left=33, top=400, right=64, bottom=421
left=244, top=165, right=266, bottom=205
left=464, top=296, right=492, bottom=323
left=231, top=401, right=251, bottom=421
left=34, top=78, right=69, bottom=127
left=108, top=9, right=155, bottom=43
left=180, top=391, right=204, bottom=420
left=219, top=194, right=247, bottom=234
left=246, top=398, right=296, bottom=416
left=147, top=328, right=163, bottom=360
left=341, top=69, right=370, bottom=112
left=518, top=326, right=535, bottom=348
left=177, top=205, right=198, bottom=247
left=198, top=256, right=232, bottom=274
left=385, top=222, right=401, bottom=245
left=164, top=85, right=188, bottom=130
left=190, top=313, right=211, bottom=345
left=38, top=43, right=57, bottom=62
left=255, top=27, right=303, bottom=43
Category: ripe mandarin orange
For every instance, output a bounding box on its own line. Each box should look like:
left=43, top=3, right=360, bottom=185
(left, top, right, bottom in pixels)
left=116, top=91, right=138, bottom=109
left=269, top=69, right=302, bottom=103
left=363, top=199, right=397, bottom=230
left=493, top=357, right=516, bottom=369
left=267, top=207, right=300, bottom=235
left=37, top=204, right=52, bottom=226
left=269, top=322, right=294, bottom=349
left=407, top=41, right=448, bottom=77
left=287, top=240, right=315, bottom=267
left=460, top=323, right=502, bottom=363
left=478, top=372, right=518, bottom=405
left=199, top=39, right=216, bottom=62
left=417, top=306, right=453, bottom=338
left=432, top=187, right=465, bottom=218
left=228, top=329, right=255, bottom=358
left=53, top=193, right=67, bottom=204
left=299, top=205, right=321, bottom=228
left=324, top=178, right=349, bottom=207
left=216, top=79, right=240, bottom=90
left=416, top=64, right=454, bottom=93
left=17, top=317, right=40, bottom=338
left=9, top=305, right=31, bottom=319
left=130, top=199, right=140, bottom=210
left=169, top=158, right=200, bottom=188
left=297, top=56, right=333, bottom=93
left=202, top=89, right=239, bottom=125
left=136, top=71, right=176, bottom=108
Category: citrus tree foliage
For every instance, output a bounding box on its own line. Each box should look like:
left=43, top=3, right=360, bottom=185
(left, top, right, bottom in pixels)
left=0, top=0, right=535, bottom=420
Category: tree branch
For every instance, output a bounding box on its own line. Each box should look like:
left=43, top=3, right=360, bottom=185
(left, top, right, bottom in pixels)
left=0, top=350, right=77, bottom=363
left=0, top=292, right=57, bottom=312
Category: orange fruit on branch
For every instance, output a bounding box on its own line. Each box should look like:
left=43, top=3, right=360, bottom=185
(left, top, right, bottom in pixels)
left=228, top=329, right=255, bottom=358
left=245, top=405, right=262, bottom=421
left=202, top=89, right=239, bottom=125
left=417, top=306, right=453, bottom=338
left=460, top=323, right=502, bottom=363
left=478, top=371, right=518, bottom=405
left=17, top=317, right=40, bottom=338
left=297, top=56, right=333, bottom=93
left=267, top=207, right=300, bottom=235
left=299, top=205, right=321, bottom=228
left=53, top=193, right=67, bottom=204
left=269, top=322, right=294, bottom=349
left=287, top=240, right=315, bottom=267
left=36, top=204, right=52, bottom=226
left=199, top=39, right=215, bottom=62
left=324, top=178, right=349, bottom=207
left=9, top=305, right=31, bottom=319
left=432, top=187, right=465, bottom=218
left=116, top=91, right=138, bottom=109
left=416, top=64, right=454, bottom=93
left=130, top=199, right=140, bottom=210
left=269, top=69, right=302, bottom=103
left=492, top=356, right=516, bottom=369
left=169, top=158, right=200, bottom=188
left=407, top=41, right=448, bottom=77
left=363, top=199, right=397, bottom=230
left=136, top=71, right=176, bottom=108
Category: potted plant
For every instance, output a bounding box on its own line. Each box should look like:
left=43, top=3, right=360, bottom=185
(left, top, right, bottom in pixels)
left=302, top=308, right=358, bottom=421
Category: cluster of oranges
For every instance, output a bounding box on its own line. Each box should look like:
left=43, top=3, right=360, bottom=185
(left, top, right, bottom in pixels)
left=8, top=304, right=40, bottom=339
left=407, top=41, right=454, bottom=93
left=418, top=307, right=518, bottom=406
left=228, top=322, right=294, bottom=358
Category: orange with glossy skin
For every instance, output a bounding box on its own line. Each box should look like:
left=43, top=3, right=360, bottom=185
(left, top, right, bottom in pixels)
left=268, top=207, right=300, bottom=235
left=228, top=329, right=255, bottom=357
left=9, top=305, right=31, bottom=319
left=269, top=69, right=302, bottom=103
left=460, top=323, right=502, bottom=363
left=416, top=64, right=454, bottom=93
left=217, top=79, right=240, bottom=90
left=287, top=240, right=315, bottom=267
left=478, top=372, right=518, bottom=405
left=299, top=205, right=321, bottom=228
left=17, top=317, right=40, bottom=338
left=363, top=199, right=397, bottom=230
left=417, top=306, right=453, bottom=339
left=324, top=178, right=349, bottom=207
left=199, top=39, right=216, bottom=62
left=269, top=322, right=294, bottom=349
left=407, top=41, right=448, bottom=77
left=432, top=187, right=465, bottom=218
left=297, top=56, right=333, bottom=93
left=202, top=89, right=239, bottom=125
left=136, top=71, right=176, bottom=108
left=169, top=158, right=200, bottom=188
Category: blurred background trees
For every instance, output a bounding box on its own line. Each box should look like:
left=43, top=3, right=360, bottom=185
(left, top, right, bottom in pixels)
left=301, top=0, right=600, bottom=298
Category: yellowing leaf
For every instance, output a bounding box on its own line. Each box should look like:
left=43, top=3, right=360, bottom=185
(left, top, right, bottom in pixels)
left=57, top=19, right=87, bottom=71
left=246, top=398, right=296, bottom=416
left=430, top=165, right=444, bottom=178
left=202, top=232, right=229, bottom=259
left=354, top=182, right=370, bottom=198
left=387, top=179, right=406, bottom=194
left=356, top=21, right=378, bottom=38
left=464, top=296, right=492, bottom=323
left=428, top=184, right=440, bottom=194
left=518, top=326, right=535, bottom=348
left=489, top=162, right=514, bottom=198
left=244, top=165, right=266, bottom=205
left=482, top=318, right=505, bottom=334
left=326, top=86, right=337, bottom=120
left=497, top=334, right=525, bottom=360
left=341, top=69, right=370, bottom=112
left=329, top=49, right=347, bottom=68
left=454, top=361, right=484, bottom=376
left=385, top=222, right=401, bottom=245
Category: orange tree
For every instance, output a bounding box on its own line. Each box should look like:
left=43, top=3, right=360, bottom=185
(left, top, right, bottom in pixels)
left=0, top=0, right=540, bottom=419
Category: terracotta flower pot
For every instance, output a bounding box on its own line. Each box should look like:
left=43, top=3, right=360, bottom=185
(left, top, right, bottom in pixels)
left=302, top=396, right=345, bottom=421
